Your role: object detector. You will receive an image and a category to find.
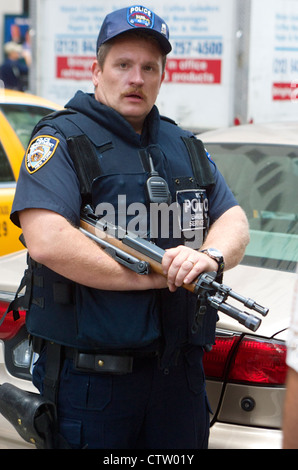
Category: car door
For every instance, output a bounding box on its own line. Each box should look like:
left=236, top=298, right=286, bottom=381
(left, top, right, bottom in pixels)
left=0, top=111, right=24, bottom=256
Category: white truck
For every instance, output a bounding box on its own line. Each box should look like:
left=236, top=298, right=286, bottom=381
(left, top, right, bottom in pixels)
left=29, top=0, right=298, bottom=132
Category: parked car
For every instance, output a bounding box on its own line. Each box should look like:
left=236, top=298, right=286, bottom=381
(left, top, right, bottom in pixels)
left=0, top=89, right=62, bottom=256
left=0, top=121, right=297, bottom=448
left=200, top=121, right=298, bottom=449
left=0, top=249, right=35, bottom=448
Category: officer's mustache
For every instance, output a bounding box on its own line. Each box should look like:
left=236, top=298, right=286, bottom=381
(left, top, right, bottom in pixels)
left=122, top=88, right=146, bottom=101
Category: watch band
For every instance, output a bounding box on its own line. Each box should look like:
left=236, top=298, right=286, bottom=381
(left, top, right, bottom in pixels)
left=200, top=248, right=225, bottom=277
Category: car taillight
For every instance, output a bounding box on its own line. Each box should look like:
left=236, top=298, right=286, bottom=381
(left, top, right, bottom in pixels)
left=0, top=300, right=26, bottom=340
left=203, top=334, right=287, bottom=386
left=228, top=336, right=287, bottom=385
left=203, top=334, right=242, bottom=379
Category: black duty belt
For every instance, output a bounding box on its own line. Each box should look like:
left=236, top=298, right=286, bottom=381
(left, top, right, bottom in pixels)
left=76, top=352, right=133, bottom=374
left=38, top=340, right=159, bottom=404
left=64, top=347, right=158, bottom=375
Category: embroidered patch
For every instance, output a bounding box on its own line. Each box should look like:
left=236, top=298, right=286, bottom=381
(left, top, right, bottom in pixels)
left=127, top=5, right=154, bottom=29
left=176, top=189, right=209, bottom=248
left=176, top=189, right=209, bottom=232
left=25, top=135, right=59, bottom=174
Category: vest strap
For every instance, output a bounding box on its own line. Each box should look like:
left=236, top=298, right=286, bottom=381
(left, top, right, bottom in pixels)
left=67, top=134, right=103, bottom=205
left=181, top=137, right=215, bottom=188
left=0, top=265, right=33, bottom=326
left=43, top=342, right=63, bottom=404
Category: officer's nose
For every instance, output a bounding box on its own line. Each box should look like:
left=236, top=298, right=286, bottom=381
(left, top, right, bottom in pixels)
left=129, top=66, right=145, bottom=86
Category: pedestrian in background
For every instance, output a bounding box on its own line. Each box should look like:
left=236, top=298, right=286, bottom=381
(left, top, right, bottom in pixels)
left=0, top=41, right=30, bottom=91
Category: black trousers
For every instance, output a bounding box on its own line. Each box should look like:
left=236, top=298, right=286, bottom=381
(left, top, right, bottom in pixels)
left=32, top=346, right=210, bottom=449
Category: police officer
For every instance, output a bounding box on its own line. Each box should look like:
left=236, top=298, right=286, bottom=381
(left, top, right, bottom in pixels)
left=11, top=5, right=249, bottom=449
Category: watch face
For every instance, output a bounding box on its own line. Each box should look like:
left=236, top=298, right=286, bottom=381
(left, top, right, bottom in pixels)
left=208, top=248, right=222, bottom=259
left=201, top=248, right=224, bottom=275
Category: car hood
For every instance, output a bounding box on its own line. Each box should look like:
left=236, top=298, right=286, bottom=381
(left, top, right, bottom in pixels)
left=0, top=250, right=27, bottom=293
left=219, top=264, right=295, bottom=340
left=199, top=121, right=298, bottom=146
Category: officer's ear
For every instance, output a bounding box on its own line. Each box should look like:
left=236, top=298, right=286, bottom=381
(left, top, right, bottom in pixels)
left=157, top=71, right=165, bottom=94
left=91, top=60, right=102, bottom=87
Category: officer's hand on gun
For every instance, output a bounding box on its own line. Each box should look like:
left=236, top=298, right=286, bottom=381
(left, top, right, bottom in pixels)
left=162, top=246, right=218, bottom=292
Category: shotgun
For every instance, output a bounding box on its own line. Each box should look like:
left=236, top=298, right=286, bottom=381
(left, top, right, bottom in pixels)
left=80, top=204, right=268, bottom=332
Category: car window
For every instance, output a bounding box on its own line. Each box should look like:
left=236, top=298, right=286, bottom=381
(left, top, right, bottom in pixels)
left=0, top=141, right=14, bottom=182
left=0, top=104, right=54, bottom=148
left=206, top=143, right=298, bottom=272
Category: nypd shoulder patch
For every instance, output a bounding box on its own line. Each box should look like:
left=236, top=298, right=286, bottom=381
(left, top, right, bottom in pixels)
left=25, top=135, right=59, bottom=174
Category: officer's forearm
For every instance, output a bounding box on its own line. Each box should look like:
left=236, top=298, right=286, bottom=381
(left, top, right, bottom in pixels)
left=200, top=205, right=250, bottom=271
left=18, top=208, right=167, bottom=291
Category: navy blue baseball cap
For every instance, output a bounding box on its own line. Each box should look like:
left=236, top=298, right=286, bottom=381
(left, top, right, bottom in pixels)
left=96, top=5, right=172, bottom=54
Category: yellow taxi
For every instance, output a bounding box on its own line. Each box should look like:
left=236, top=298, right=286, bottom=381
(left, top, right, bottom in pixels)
left=0, top=89, right=62, bottom=256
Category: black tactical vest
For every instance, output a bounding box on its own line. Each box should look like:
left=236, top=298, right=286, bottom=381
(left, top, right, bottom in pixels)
left=11, top=102, right=218, bottom=365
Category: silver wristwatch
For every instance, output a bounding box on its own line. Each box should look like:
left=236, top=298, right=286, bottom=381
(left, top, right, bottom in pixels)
left=200, top=248, right=225, bottom=276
